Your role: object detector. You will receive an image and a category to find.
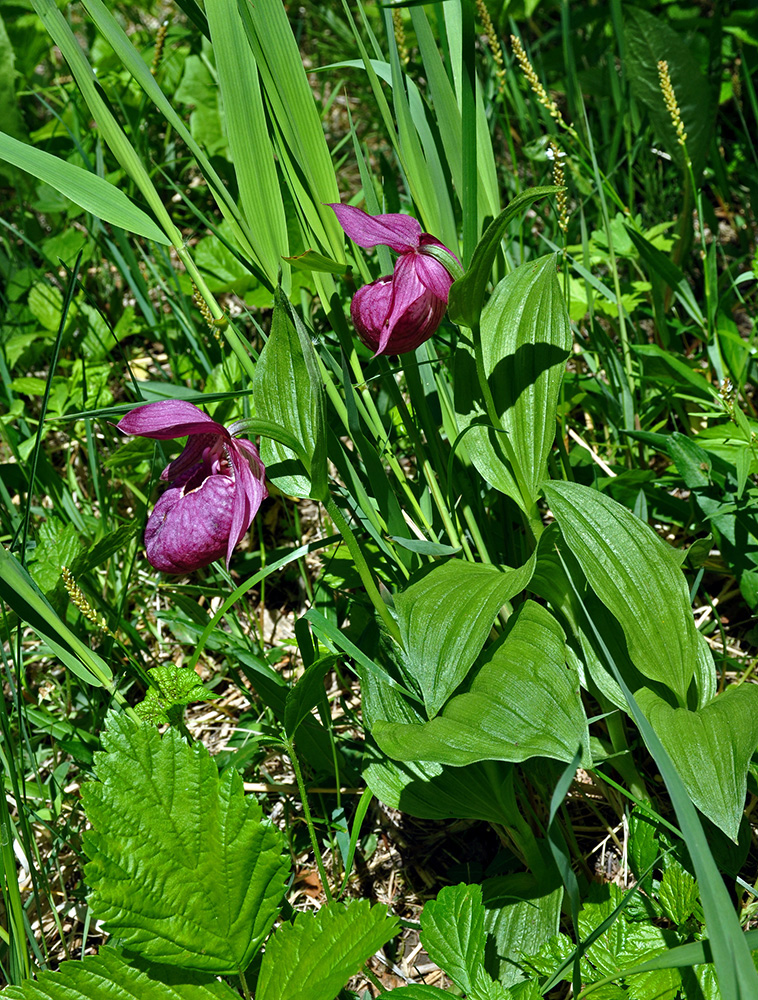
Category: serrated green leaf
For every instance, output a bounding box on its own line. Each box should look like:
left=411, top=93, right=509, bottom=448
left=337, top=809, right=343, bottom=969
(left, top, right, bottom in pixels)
left=636, top=685, right=758, bottom=842
left=373, top=601, right=589, bottom=767
left=455, top=255, right=571, bottom=510
left=252, top=289, right=327, bottom=499
left=420, top=884, right=487, bottom=995
left=377, top=989, right=450, bottom=999
left=471, top=968, right=513, bottom=1000
left=0, top=131, right=170, bottom=244
left=134, top=666, right=218, bottom=726
left=0, top=946, right=239, bottom=999
left=658, top=864, right=698, bottom=926
left=543, top=482, right=699, bottom=705
left=625, top=967, right=681, bottom=1000
left=82, top=715, right=289, bottom=974
left=256, top=900, right=398, bottom=1000
left=394, top=556, right=536, bottom=718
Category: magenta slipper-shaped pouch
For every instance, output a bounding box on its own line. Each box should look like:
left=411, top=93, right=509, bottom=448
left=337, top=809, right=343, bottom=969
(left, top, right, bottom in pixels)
left=329, top=203, right=458, bottom=356
left=117, top=400, right=267, bottom=573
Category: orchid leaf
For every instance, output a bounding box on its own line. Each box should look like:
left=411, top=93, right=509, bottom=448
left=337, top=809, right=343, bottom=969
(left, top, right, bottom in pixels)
left=252, top=289, right=327, bottom=499
left=373, top=601, right=589, bottom=766
left=455, top=255, right=571, bottom=510
left=83, top=714, right=289, bottom=974
left=636, top=685, right=758, bottom=842
left=543, top=482, right=699, bottom=706
left=395, top=555, right=536, bottom=718
left=448, top=187, right=560, bottom=329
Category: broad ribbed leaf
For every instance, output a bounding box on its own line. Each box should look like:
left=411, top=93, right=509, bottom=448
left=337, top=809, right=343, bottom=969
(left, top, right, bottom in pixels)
left=482, top=875, right=563, bottom=988
left=256, top=901, right=398, bottom=1000
left=82, top=715, right=289, bottom=974
left=455, top=255, right=571, bottom=509
left=636, top=686, right=758, bottom=842
left=448, top=188, right=559, bottom=328
left=0, top=131, right=169, bottom=244
left=0, top=947, right=239, bottom=999
left=373, top=601, right=588, bottom=766
left=420, top=884, right=487, bottom=996
left=395, top=556, right=535, bottom=718
left=252, top=290, right=327, bottom=499
left=543, top=482, right=698, bottom=705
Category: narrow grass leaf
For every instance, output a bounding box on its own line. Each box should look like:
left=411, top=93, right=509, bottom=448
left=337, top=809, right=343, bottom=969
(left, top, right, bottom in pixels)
left=0, top=132, right=168, bottom=244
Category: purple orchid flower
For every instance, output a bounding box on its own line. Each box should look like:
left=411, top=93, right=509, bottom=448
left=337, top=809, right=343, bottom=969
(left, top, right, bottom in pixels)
left=329, top=203, right=459, bottom=356
left=117, top=400, right=267, bottom=574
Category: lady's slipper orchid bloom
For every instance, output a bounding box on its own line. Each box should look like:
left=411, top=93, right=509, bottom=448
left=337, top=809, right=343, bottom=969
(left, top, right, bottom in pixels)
left=329, top=203, right=458, bottom=356
left=117, top=400, right=267, bottom=574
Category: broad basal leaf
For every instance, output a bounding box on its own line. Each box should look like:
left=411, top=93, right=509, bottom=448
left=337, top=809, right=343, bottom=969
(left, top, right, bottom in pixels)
left=455, top=255, right=571, bottom=510
left=420, top=884, right=487, bottom=996
left=395, top=556, right=535, bottom=718
left=636, top=685, right=758, bottom=842
left=82, top=714, right=289, bottom=974
left=543, top=482, right=699, bottom=705
left=373, top=601, right=589, bottom=766
left=256, top=900, right=398, bottom=1000
left=252, top=289, right=327, bottom=499
left=0, top=946, right=239, bottom=999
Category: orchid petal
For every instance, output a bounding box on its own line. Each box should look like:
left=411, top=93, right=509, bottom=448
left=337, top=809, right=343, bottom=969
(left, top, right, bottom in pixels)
left=117, top=400, right=227, bottom=441
left=415, top=242, right=456, bottom=300
left=376, top=253, right=429, bottom=355
left=159, top=433, right=217, bottom=483
left=328, top=203, right=421, bottom=253
left=227, top=439, right=268, bottom=566
left=144, top=478, right=235, bottom=573
left=350, top=276, right=394, bottom=351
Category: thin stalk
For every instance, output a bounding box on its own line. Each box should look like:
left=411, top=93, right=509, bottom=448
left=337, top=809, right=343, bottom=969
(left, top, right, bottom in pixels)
left=325, top=496, right=402, bottom=645
left=285, top=736, right=333, bottom=904
left=604, top=706, right=651, bottom=804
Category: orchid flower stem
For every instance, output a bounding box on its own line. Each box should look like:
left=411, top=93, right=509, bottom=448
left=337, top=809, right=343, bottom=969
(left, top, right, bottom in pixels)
left=325, top=496, right=402, bottom=646
left=238, top=969, right=251, bottom=1000
left=285, top=735, right=333, bottom=904
left=174, top=245, right=257, bottom=384
left=317, top=353, right=437, bottom=539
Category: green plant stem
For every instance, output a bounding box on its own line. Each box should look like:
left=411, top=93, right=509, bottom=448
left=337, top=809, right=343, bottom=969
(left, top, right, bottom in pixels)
left=238, top=967, right=251, bottom=1000
left=285, top=736, right=333, bottom=904
left=604, top=707, right=651, bottom=804
left=325, top=495, right=402, bottom=645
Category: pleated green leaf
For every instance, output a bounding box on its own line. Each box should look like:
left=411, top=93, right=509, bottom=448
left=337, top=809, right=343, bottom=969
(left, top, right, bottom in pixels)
left=82, top=715, right=289, bottom=974
left=0, top=131, right=169, bottom=244
left=395, top=556, right=536, bottom=718
left=455, top=254, right=571, bottom=509
left=636, top=685, right=758, bottom=842
left=0, top=947, right=239, bottom=1000
left=373, top=602, right=589, bottom=766
left=543, top=482, right=699, bottom=705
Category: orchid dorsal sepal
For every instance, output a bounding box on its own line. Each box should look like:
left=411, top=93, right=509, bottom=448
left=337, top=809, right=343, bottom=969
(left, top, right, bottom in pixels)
left=227, top=418, right=311, bottom=471
left=416, top=243, right=465, bottom=283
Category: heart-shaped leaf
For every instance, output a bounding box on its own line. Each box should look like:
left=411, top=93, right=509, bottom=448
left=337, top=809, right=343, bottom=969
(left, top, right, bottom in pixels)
left=395, top=556, right=536, bottom=718
left=373, top=601, right=588, bottom=766
left=636, top=685, right=758, bottom=842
